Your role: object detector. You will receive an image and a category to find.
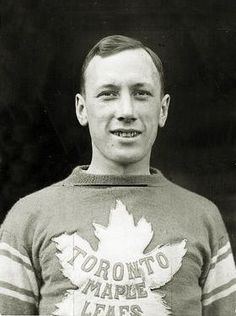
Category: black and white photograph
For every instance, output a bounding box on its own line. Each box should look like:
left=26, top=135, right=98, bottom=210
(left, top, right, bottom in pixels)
left=0, top=1, right=235, bottom=314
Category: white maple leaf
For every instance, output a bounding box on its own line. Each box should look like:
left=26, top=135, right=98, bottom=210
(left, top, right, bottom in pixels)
left=93, top=200, right=153, bottom=260
left=52, top=200, right=187, bottom=316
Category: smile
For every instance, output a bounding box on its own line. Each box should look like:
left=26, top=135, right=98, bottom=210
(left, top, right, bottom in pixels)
left=111, top=130, right=142, bottom=138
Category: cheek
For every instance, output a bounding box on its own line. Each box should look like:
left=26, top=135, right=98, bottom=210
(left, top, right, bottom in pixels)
left=86, top=111, right=105, bottom=129
left=144, top=115, right=159, bottom=142
left=87, top=112, right=110, bottom=140
left=140, top=102, right=160, bottom=119
left=143, top=110, right=159, bottom=127
left=87, top=102, right=113, bottom=121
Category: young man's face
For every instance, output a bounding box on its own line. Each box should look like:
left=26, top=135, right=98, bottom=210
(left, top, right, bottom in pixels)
left=76, top=48, right=170, bottom=172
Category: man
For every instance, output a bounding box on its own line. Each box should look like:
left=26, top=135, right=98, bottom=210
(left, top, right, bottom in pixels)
left=0, top=35, right=235, bottom=315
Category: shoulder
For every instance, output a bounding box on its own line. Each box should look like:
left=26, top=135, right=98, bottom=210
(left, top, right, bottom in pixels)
left=160, top=176, right=228, bottom=248
left=1, top=179, right=67, bottom=231
left=15, top=179, right=65, bottom=208
left=161, top=175, right=222, bottom=223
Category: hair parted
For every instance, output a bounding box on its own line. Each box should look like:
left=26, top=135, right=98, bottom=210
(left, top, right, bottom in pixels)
left=80, top=35, right=165, bottom=96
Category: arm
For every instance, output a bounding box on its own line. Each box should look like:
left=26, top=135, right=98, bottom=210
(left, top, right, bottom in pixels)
left=202, top=212, right=236, bottom=315
left=0, top=197, right=40, bottom=315
left=0, top=229, right=39, bottom=315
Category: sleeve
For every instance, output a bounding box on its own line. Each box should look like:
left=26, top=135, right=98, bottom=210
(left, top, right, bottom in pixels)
left=0, top=209, right=39, bottom=314
left=202, top=209, right=236, bottom=315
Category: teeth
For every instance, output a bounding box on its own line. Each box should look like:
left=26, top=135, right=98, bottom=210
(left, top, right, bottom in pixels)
left=113, top=131, right=140, bottom=137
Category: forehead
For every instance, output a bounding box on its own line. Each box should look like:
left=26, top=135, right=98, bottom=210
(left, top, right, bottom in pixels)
left=84, top=48, right=160, bottom=89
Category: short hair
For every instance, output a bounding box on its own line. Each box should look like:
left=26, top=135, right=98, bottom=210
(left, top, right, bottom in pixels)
left=80, top=35, right=165, bottom=97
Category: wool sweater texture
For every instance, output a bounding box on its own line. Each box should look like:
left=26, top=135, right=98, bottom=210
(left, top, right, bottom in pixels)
left=0, top=166, right=235, bottom=315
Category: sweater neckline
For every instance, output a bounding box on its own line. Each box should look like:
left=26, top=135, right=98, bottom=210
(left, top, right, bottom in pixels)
left=62, top=165, right=168, bottom=187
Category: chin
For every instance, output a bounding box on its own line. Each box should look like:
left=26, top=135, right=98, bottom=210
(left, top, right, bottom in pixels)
left=110, top=152, right=147, bottom=166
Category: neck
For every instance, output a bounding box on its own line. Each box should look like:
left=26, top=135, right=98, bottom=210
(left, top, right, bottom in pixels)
left=86, top=152, right=151, bottom=176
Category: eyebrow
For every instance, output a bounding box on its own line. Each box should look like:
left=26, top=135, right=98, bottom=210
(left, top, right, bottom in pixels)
left=97, top=82, right=152, bottom=90
left=131, top=83, right=151, bottom=88
left=97, top=84, right=119, bottom=90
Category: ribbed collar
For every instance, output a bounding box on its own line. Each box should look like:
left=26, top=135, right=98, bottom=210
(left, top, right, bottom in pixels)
left=62, top=165, right=168, bottom=187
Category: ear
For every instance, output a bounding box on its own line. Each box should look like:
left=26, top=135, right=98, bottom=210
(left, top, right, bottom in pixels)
left=158, top=94, right=170, bottom=127
left=75, top=93, right=88, bottom=126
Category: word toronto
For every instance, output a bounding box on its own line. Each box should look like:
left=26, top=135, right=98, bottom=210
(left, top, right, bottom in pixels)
left=68, top=246, right=170, bottom=282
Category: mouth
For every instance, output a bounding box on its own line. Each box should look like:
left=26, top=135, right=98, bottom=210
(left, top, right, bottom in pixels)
left=110, top=130, right=142, bottom=138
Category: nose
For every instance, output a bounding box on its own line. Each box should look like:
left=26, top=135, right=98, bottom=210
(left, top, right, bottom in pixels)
left=116, top=92, right=136, bottom=122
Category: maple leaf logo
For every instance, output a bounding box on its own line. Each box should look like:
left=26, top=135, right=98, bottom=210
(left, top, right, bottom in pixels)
left=52, top=200, right=187, bottom=316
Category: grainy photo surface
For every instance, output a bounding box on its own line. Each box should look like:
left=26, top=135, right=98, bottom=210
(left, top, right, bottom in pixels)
left=0, top=1, right=235, bottom=315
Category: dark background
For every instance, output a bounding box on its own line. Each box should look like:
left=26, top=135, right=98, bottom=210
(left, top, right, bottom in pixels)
left=0, top=1, right=235, bottom=255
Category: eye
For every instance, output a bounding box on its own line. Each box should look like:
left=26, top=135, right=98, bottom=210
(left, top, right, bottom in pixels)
left=134, top=90, right=152, bottom=99
left=97, top=91, right=118, bottom=99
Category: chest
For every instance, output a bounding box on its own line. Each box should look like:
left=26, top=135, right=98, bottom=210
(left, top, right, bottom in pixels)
left=35, top=191, right=209, bottom=315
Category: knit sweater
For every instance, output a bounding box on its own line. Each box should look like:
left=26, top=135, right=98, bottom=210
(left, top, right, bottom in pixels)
left=0, top=166, right=235, bottom=315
